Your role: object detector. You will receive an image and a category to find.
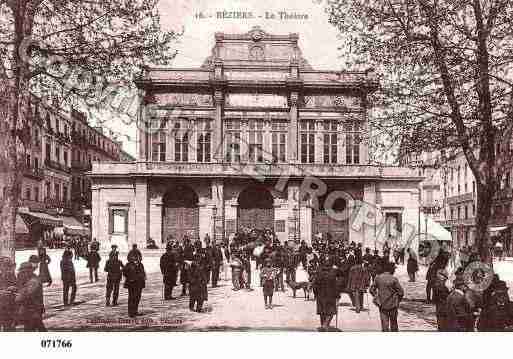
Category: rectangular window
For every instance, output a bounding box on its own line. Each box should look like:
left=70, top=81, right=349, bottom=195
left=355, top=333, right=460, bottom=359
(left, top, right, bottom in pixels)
left=54, top=183, right=60, bottom=200
left=248, top=119, right=264, bottom=163
left=63, top=185, right=68, bottom=201
left=63, top=151, right=68, bottom=167
left=34, top=187, right=39, bottom=202
left=174, top=132, right=189, bottom=162
left=151, top=131, right=166, bottom=162
left=225, top=119, right=241, bottom=162
left=45, top=182, right=51, bottom=200
left=271, top=121, right=287, bottom=163
left=55, top=145, right=60, bottom=162
left=109, top=208, right=128, bottom=234
left=45, top=143, right=51, bottom=162
left=196, top=119, right=211, bottom=163
left=171, top=119, right=189, bottom=162
left=345, top=120, right=361, bottom=164
left=300, top=120, right=315, bottom=163
left=25, top=187, right=31, bottom=200
left=464, top=205, right=468, bottom=219
left=323, top=121, right=338, bottom=164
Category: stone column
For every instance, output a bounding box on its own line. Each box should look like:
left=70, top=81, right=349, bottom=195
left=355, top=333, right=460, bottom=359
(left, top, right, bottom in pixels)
left=288, top=92, right=299, bottom=162
left=287, top=184, right=300, bottom=242
left=211, top=179, right=224, bottom=243
left=361, top=97, right=370, bottom=164
left=134, top=178, right=149, bottom=248
left=361, top=182, right=377, bottom=248
left=91, top=185, right=100, bottom=244
left=138, top=89, right=148, bottom=161
left=212, top=61, right=224, bottom=162
left=149, top=193, right=163, bottom=245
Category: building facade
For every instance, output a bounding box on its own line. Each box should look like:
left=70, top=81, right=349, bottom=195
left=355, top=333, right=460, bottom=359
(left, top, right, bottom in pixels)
left=0, top=96, right=124, bottom=247
left=402, top=146, right=513, bottom=253
left=90, top=27, right=424, bottom=251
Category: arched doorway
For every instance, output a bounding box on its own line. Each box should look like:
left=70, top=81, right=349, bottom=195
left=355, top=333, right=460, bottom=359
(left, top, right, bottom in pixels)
left=162, top=185, right=199, bottom=243
left=237, top=186, right=274, bottom=230
left=312, top=194, right=349, bottom=242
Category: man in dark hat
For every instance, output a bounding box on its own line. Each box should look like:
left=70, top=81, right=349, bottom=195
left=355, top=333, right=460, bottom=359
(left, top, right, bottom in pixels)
left=370, top=261, right=403, bottom=331
left=104, top=251, right=124, bottom=306
left=160, top=242, right=178, bottom=300
left=16, top=261, right=46, bottom=331
left=211, top=242, right=223, bottom=288
left=313, top=259, right=340, bottom=331
left=123, top=253, right=146, bottom=318
left=86, top=246, right=101, bottom=283
left=189, top=256, right=208, bottom=312
left=432, top=268, right=450, bottom=331
left=60, top=250, right=77, bottom=306
left=446, top=277, right=474, bottom=331
left=478, top=275, right=513, bottom=331
left=128, top=243, right=142, bottom=262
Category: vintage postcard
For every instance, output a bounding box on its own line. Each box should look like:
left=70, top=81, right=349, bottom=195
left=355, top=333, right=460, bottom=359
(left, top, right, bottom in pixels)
left=1, top=0, right=513, bottom=343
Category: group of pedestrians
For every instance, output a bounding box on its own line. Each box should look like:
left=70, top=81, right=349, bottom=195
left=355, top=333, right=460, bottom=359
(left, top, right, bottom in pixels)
left=428, top=251, right=513, bottom=331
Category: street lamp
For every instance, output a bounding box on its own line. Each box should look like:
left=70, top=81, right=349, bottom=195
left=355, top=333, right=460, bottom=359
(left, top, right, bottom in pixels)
left=293, top=205, right=299, bottom=243
left=212, top=204, right=217, bottom=243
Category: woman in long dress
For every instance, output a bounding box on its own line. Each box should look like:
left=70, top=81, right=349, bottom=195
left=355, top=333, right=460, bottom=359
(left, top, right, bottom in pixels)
left=230, top=254, right=242, bottom=291
left=37, top=247, right=52, bottom=286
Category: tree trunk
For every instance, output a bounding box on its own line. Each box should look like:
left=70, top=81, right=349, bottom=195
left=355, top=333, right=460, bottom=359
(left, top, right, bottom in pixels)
left=0, top=87, right=20, bottom=261
left=474, top=182, right=494, bottom=264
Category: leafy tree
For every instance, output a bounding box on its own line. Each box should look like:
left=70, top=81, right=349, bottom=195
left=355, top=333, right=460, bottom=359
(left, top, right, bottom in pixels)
left=0, top=0, right=179, bottom=259
left=326, top=0, right=513, bottom=262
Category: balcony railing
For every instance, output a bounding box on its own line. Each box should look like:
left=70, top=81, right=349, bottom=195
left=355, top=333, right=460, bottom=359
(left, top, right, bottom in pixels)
left=22, top=166, right=44, bottom=180
left=446, top=192, right=474, bottom=205
left=20, top=199, right=46, bottom=211
left=494, top=187, right=513, bottom=200
left=44, top=159, right=71, bottom=173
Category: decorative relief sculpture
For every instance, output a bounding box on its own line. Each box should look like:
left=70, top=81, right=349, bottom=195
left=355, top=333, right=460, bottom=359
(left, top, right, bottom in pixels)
left=301, top=95, right=361, bottom=109
left=249, top=45, right=265, bottom=60
left=153, top=93, right=213, bottom=107
left=225, top=93, right=288, bottom=108
left=225, top=71, right=287, bottom=81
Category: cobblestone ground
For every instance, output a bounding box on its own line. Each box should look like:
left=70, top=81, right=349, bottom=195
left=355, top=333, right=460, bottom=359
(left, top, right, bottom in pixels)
left=20, top=251, right=436, bottom=331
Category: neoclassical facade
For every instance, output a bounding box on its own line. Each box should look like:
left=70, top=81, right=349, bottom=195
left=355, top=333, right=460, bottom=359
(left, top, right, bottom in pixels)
left=90, top=27, right=424, bottom=250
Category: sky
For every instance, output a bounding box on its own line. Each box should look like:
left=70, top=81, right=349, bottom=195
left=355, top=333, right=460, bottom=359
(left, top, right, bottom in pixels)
left=104, top=0, right=349, bottom=157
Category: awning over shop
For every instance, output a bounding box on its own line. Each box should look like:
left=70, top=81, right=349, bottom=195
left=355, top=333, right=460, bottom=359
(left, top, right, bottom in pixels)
left=62, top=216, right=90, bottom=236
left=15, top=214, right=29, bottom=234
left=19, top=210, right=63, bottom=227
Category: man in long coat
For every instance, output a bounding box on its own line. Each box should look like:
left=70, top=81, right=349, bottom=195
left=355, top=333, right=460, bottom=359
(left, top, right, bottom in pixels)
left=160, top=243, right=179, bottom=300
left=313, top=260, right=340, bottom=331
left=347, top=258, right=371, bottom=313
left=370, top=262, right=404, bottom=332
left=16, top=261, right=46, bottom=331
left=446, top=277, right=474, bottom=331
left=181, top=239, right=194, bottom=296
left=189, top=257, right=208, bottom=312
left=211, top=242, right=223, bottom=288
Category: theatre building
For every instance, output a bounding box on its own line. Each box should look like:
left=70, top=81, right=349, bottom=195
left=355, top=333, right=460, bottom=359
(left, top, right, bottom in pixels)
left=89, top=27, right=423, bottom=250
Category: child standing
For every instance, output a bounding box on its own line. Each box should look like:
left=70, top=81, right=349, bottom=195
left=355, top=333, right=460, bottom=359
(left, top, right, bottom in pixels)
left=260, top=258, right=278, bottom=309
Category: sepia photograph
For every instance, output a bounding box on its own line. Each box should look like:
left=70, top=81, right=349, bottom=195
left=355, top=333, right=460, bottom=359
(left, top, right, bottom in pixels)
left=1, top=1, right=513, bottom=350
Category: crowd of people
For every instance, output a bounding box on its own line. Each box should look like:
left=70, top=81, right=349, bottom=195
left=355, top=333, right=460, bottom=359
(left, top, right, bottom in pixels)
left=1, top=229, right=513, bottom=332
